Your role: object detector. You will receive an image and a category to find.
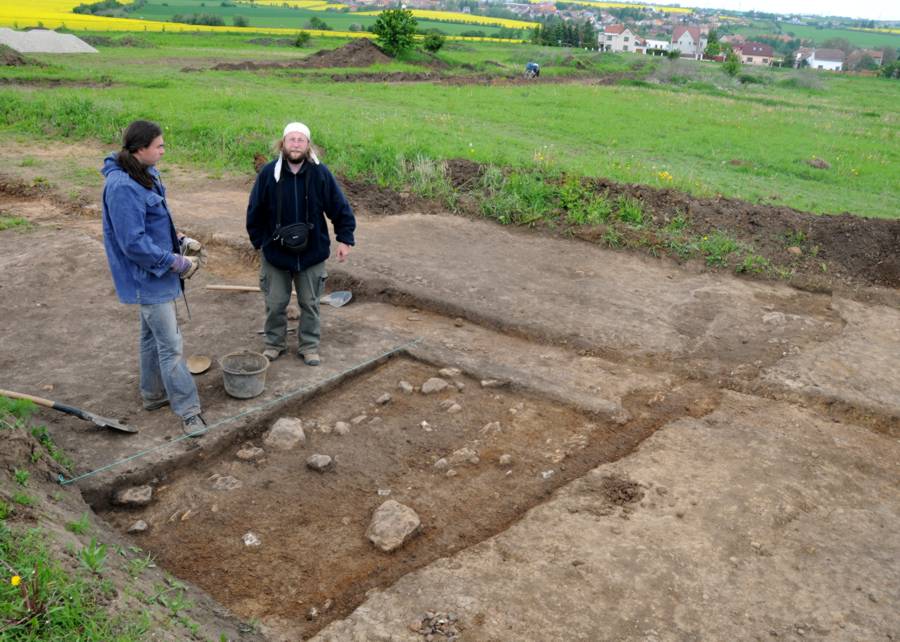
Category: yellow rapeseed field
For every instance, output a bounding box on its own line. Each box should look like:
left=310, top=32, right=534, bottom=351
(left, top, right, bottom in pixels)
left=354, top=9, right=538, bottom=30
left=235, top=0, right=345, bottom=10
left=526, top=0, right=692, bottom=13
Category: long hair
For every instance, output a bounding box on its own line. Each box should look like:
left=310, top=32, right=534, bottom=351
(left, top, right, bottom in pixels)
left=116, top=120, right=162, bottom=189
left=274, top=137, right=320, bottom=164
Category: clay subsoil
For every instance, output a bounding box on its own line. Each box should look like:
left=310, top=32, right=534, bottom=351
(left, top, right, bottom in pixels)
left=0, top=141, right=897, bottom=641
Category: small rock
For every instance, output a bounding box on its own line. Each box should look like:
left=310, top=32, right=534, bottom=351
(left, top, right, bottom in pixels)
left=448, top=447, right=479, bottom=466
left=398, top=381, right=414, bottom=394
left=433, top=458, right=449, bottom=470
left=236, top=446, right=265, bottom=461
left=376, top=393, right=392, bottom=405
left=306, top=454, right=335, bottom=472
left=242, top=532, right=261, bottom=547
left=421, top=378, right=449, bottom=394
left=319, top=423, right=333, bottom=435
left=439, top=399, right=457, bottom=410
left=420, top=420, right=432, bottom=432
left=369, top=416, right=383, bottom=425
left=322, top=598, right=334, bottom=612
left=655, top=486, right=669, bottom=496
left=127, top=520, right=148, bottom=534
left=41, top=384, right=54, bottom=391
left=762, top=311, right=786, bottom=326
left=480, top=421, right=501, bottom=435
left=453, top=317, right=464, bottom=327
left=334, top=421, right=351, bottom=436
left=211, top=475, right=243, bottom=491
left=786, top=246, right=803, bottom=256
left=454, top=381, right=465, bottom=391
left=377, top=488, right=391, bottom=496
left=113, top=485, right=153, bottom=507
left=541, top=470, right=555, bottom=480
left=438, top=367, right=461, bottom=377
left=499, top=454, right=513, bottom=466
left=264, top=417, right=306, bottom=450
left=480, top=379, right=507, bottom=388
left=351, top=414, right=367, bottom=425
left=366, top=500, right=421, bottom=552
left=340, top=516, right=351, bottom=526
left=306, top=606, right=319, bottom=621
left=446, top=469, right=458, bottom=478
left=447, top=403, right=462, bottom=414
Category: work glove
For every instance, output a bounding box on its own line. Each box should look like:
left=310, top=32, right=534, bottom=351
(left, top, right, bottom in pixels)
left=171, top=254, right=200, bottom=279
left=179, top=235, right=202, bottom=256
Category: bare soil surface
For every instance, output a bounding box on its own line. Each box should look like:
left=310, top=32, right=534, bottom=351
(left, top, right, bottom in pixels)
left=199, top=39, right=393, bottom=72
left=0, top=141, right=897, bottom=640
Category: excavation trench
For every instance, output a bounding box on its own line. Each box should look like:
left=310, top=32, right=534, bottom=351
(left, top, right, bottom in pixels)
left=97, top=355, right=718, bottom=638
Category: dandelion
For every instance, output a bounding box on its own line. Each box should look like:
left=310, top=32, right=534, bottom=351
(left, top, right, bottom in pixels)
left=657, top=170, right=673, bottom=182
left=850, top=168, right=859, bottom=176
left=10, top=575, right=21, bottom=586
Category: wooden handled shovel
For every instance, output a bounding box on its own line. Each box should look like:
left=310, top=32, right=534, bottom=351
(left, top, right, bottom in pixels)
left=0, top=389, right=138, bottom=434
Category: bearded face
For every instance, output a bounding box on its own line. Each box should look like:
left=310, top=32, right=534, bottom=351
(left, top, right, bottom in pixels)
left=282, top=132, right=309, bottom=164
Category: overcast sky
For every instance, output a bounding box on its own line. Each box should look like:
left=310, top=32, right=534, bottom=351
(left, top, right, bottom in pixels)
left=663, top=0, right=899, bottom=21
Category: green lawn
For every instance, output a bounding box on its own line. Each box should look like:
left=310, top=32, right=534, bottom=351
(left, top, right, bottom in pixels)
left=731, top=21, right=900, bottom=49
left=0, top=34, right=897, bottom=219
left=127, top=0, right=514, bottom=37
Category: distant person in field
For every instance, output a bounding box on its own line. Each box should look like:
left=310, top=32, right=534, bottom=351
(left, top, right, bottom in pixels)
left=246, top=122, right=356, bottom=365
left=101, top=119, right=207, bottom=437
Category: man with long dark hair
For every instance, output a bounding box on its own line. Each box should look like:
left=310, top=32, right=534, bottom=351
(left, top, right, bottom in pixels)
left=101, top=119, right=206, bottom=437
left=246, top=122, right=356, bottom=365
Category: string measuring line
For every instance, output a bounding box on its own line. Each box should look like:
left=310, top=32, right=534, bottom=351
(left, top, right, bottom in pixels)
left=58, top=339, right=420, bottom=486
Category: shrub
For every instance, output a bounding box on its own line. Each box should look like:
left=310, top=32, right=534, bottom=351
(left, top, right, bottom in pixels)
left=372, top=9, right=417, bottom=56
left=232, top=15, right=248, bottom=27
left=294, top=31, right=311, bottom=47
left=423, top=32, right=445, bottom=53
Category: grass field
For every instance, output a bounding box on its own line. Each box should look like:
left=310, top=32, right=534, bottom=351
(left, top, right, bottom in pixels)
left=731, top=21, right=900, bottom=49
left=0, top=32, right=897, bottom=219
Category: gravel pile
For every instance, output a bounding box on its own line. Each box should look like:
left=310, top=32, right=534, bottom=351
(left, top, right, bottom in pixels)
left=0, top=28, right=97, bottom=54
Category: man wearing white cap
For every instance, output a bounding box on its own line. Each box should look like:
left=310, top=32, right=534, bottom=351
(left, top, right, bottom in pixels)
left=246, top=122, right=356, bottom=364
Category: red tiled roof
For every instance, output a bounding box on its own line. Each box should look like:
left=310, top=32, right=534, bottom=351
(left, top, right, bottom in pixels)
left=736, top=41, right=775, bottom=57
left=605, top=24, right=626, bottom=34
left=672, top=25, right=701, bottom=44
left=814, top=48, right=845, bottom=62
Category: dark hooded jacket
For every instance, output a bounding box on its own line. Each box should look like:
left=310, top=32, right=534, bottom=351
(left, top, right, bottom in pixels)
left=246, top=158, right=356, bottom=272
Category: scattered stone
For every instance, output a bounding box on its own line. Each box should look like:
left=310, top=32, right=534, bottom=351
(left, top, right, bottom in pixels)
left=369, top=416, right=383, bottom=425
left=366, top=500, right=421, bottom=552
left=306, top=606, right=319, bottom=621
left=480, top=421, right=501, bottom=435
left=341, top=516, right=351, bottom=526
left=448, top=447, right=479, bottom=466
left=127, top=520, right=148, bottom=534
left=421, top=377, right=449, bottom=394
left=242, top=532, right=261, bottom=547
left=433, top=457, right=449, bottom=470
left=762, top=311, right=787, bottom=326
left=236, top=445, right=265, bottom=461
left=454, top=317, right=464, bottom=327
left=322, top=598, right=334, bottom=612
left=786, top=246, right=803, bottom=256
left=509, top=402, right=525, bottom=414
left=264, top=417, right=306, bottom=450
left=334, top=421, right=351, bottom=436
left=447, top=403, right=462, bottom=414
left=454, top=381, right=465, bottom=391
left=351, top=414, right=367, bottom=425
left=446, top=469, right=458, bottom=478
left=420, top=420, right=433, bottom=432
left=113, top=485, right=153, bottom=507
left=211, top=474, right=243, bottom=491
left=377, top=488, right=391, bottom=496
left=438, top=367, right=461, bottom=377
left=439, top=399, right=457, bottom=410
left=376, top=393, right=392, bottom=405
left=319, top=423, right=333, bottom=435
left=398, top=380, right=414, bottom=394
left=416, top=611, right=462, bottom=638
left=306, top=454, right=335, bottom=472
left=480, top=379, right=507, bottom=388
left=541, top=470, right=555, bottom=480
left=499, top=453, right=513, bottom=466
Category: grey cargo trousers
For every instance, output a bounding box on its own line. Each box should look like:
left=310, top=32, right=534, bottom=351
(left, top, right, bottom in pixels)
left=259, top=255, right=327, bottom=355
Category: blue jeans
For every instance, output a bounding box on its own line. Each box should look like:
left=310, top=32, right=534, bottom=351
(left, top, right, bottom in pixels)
left=139, top=301, right=201, bottom=419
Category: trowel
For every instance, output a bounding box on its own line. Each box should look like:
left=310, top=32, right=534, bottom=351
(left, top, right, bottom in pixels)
left=0, top=388, right=137, bottom=434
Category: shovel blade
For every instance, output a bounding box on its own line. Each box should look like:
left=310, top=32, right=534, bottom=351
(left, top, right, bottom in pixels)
left=320, top=290, right=352, bottom=308
left=90, top=414, right=138, bottom=434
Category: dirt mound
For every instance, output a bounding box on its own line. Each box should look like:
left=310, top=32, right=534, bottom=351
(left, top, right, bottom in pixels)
left=446, top=158, right=483, bottom=189
left=247, top=37, right=295, bottom=47
left=300, top=38, right=392, bottom=68
left=600, top=475, right=644, bottom=506
left=1, top=44, right=28, bottom=66
left=81, top=35, right=153, bottom=48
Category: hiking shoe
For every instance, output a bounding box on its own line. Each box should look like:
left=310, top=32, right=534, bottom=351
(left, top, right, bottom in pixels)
left=142, top=397, right=170, bottom=411
left=300, top=352, right=321, bottom=366
left=262, top=347, right=285, bottom=362
left=182, top=414, right=207, bottom=438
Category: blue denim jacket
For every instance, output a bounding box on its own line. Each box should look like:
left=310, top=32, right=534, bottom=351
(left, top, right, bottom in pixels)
left=101, top=154, right=181, bottom=305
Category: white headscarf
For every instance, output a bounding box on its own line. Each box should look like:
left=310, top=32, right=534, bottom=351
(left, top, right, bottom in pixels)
left=274, top=121, right=320, bottom=182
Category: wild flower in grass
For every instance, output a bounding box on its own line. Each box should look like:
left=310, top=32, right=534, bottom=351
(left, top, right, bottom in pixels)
left=850, top=168, right=859, bottom=176
left=11, top=575, right=21, bottom=586
left=657, top=170, right=673, bottom=182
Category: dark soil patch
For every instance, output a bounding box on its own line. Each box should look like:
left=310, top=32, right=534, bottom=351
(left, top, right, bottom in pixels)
left=1, top=44, right=41, bottom=67
left=246, top=37, right=296, bottom=47
left=446, top=158, right=483, bottom=190
left=80, top=35, right=153, bottom=48
left=0, top=77, right=115, bottom=87
left=341, top=177, right=443, bottom=217
left=99, top=357, right=684, bottom=638
left=204, top=39, right=393, bottom=72
left=600, top=474, right=644, bottom=505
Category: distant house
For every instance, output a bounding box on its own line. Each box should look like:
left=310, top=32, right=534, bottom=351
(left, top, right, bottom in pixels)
left=599, top=24, right=637, bottom=53
left=845, top=48, right=885, bottom=69
left=671, top=25, right=707, bottom=59
left=643, top=37, right=669, bottom=55
left=808, top=48, right=845, bottom=71
left=734, top=41, right=775, bottom=66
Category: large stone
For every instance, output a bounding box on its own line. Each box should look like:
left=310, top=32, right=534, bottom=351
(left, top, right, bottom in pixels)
left=448, top=447, right=479, bottom=466
left=366, top=500, right=421, bottom=552
left=113, top=485, right=153, bottom=507
left=421, top=378, right=449, bottom=394
left=236, top=445, right=265, bottom=461
left=211, top=474, right=243, bottom=491
left=264, top=417, right=306, bottom=450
